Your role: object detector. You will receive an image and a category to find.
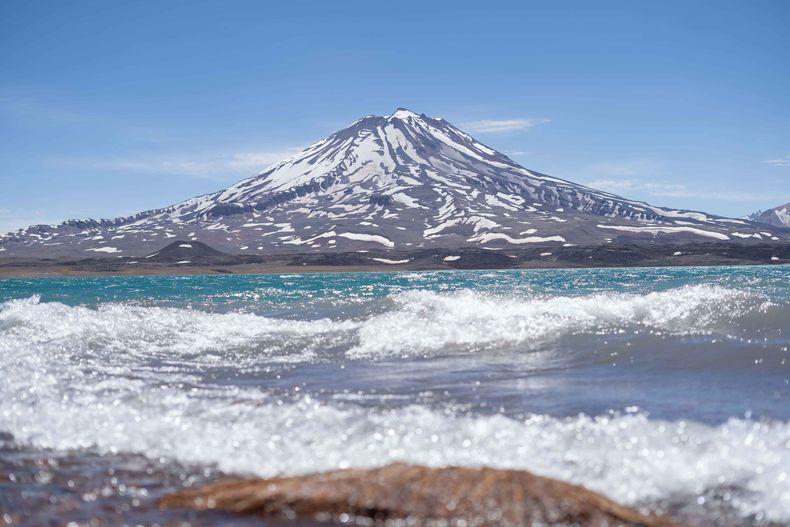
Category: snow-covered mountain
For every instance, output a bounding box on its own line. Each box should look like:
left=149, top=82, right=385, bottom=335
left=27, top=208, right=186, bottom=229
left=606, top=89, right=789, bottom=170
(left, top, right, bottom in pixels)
left=1, top=108, right=786, bottom=257
left=748, top=202, right=790, bottom=228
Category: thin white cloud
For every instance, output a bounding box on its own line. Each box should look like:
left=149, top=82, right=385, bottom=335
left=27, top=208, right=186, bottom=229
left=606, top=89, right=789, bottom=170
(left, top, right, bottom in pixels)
left=703, top=190, right=784, bottom=201
left=585, top=178, right=690, bottom=197
left=226, top=150, right=301, bottom=171
left=583, top=160, right=663, bottom=179
left=0, top=92, right=176, bottom=144
left=461, top=118, right=550, bottom=134
left=585, top=178, right=776, bottom=202
left=572, top=159, right=665, bottom=194
left=48, top=148, right=303, bottom=181
left=580, top=159, right=777, bottom=202
left=0, top=94, right=90, bottom=125
left=764, top=154, right=790, bottom=167
left=0, top=209, right=64, bottom=235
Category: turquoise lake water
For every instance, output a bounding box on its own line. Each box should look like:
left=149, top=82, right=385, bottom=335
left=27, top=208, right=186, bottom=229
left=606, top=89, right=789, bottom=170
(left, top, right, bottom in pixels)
left=1, top=265, right=788, bottom=525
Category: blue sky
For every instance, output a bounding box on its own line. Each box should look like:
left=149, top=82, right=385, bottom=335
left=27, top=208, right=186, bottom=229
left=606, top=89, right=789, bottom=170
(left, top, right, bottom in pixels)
left=1, top=0, right=789, bottom=233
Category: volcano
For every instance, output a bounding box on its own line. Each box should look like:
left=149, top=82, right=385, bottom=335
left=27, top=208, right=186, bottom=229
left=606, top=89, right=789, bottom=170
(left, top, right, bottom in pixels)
left=1, top=108, right=785, bottom=257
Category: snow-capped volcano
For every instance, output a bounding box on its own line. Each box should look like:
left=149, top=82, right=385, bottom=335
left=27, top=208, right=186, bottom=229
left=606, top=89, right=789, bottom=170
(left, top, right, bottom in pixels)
left=1, top=108, right=786, bottom=257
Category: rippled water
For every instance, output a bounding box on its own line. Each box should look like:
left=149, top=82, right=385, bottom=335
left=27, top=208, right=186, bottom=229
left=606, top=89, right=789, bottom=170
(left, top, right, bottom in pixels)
left=1, top=266, right=788, bottom=526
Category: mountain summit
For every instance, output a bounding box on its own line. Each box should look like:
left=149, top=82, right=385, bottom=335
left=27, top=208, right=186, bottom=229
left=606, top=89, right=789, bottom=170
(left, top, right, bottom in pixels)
left=748, top=202, right=790, bottom=228
left=1, top=108, right=786, bottom=257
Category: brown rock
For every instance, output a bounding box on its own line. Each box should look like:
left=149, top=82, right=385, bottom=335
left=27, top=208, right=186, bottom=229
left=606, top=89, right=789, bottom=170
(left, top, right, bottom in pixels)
left=159, top=463, right=682, bottom=526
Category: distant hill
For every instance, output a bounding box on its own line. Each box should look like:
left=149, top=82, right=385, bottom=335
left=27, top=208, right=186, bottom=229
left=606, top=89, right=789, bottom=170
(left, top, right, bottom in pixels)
left=748, top=202, right=790, bottom=228
left=145, top=240, right=227, bottom=262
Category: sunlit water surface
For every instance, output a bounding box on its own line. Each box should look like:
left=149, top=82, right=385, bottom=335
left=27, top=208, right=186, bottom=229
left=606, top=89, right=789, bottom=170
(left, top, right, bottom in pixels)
left=1, top=266, right=788, bottom=526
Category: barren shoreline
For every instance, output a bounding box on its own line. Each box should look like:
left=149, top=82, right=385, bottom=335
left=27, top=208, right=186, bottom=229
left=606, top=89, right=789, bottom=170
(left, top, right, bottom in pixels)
left=1, top=241, right=788, bottom=278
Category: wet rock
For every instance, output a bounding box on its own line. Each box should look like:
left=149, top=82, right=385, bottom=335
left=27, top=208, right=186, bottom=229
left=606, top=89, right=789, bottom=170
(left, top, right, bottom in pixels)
left=160, top=463, right=683, bottom=526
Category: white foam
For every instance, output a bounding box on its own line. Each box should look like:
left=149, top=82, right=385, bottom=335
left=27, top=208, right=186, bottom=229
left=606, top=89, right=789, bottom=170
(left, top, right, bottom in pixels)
left=0, top=296, right=356, bottom=363
left=0, top=373, right=787, bottom=521
left=349, top=285, right=768, bottom=357
left=1, top=289, right=786, bottom=521
left=4, top=284, right=775, bottom=357
left=0, top=284, right=770, bottom=367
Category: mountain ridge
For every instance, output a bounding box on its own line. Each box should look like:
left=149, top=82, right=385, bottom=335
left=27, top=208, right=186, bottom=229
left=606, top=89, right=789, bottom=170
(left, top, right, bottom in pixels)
left=748, top=202, right=790, bottom=228
left=1, top=108, right=787, bottom=257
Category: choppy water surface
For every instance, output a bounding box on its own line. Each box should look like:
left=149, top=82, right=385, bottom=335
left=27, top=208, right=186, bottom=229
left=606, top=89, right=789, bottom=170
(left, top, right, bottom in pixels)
left=1, top=266, right=788, bottom=526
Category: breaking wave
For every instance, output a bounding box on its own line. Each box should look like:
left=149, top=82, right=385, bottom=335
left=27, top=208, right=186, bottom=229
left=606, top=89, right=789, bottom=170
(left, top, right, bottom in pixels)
left=352, top=284, right=776, bottom=356
left=0, top=294, right=357, bottom=365
left=0, top=284, right=779, bottom=362
left=1, top=389, right=788, bottom=522
left=1, top=284, right=788, bottom=522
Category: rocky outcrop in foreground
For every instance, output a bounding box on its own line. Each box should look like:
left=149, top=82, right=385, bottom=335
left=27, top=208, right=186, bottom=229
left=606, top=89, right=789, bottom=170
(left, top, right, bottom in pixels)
left=159, top=463, right=682, bottom=527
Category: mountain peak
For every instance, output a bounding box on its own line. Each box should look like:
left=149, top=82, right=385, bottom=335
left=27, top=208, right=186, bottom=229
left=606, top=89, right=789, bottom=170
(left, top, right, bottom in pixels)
left=748, top=202, right=790, bottom=228
left=2, top=109, right=786, bottom=257
left=387, top=108, right=422, bottom=120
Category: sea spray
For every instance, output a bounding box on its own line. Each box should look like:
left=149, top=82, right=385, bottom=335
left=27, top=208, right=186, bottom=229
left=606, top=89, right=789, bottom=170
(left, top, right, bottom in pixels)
left=1, top=266, right=788, bottom=525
